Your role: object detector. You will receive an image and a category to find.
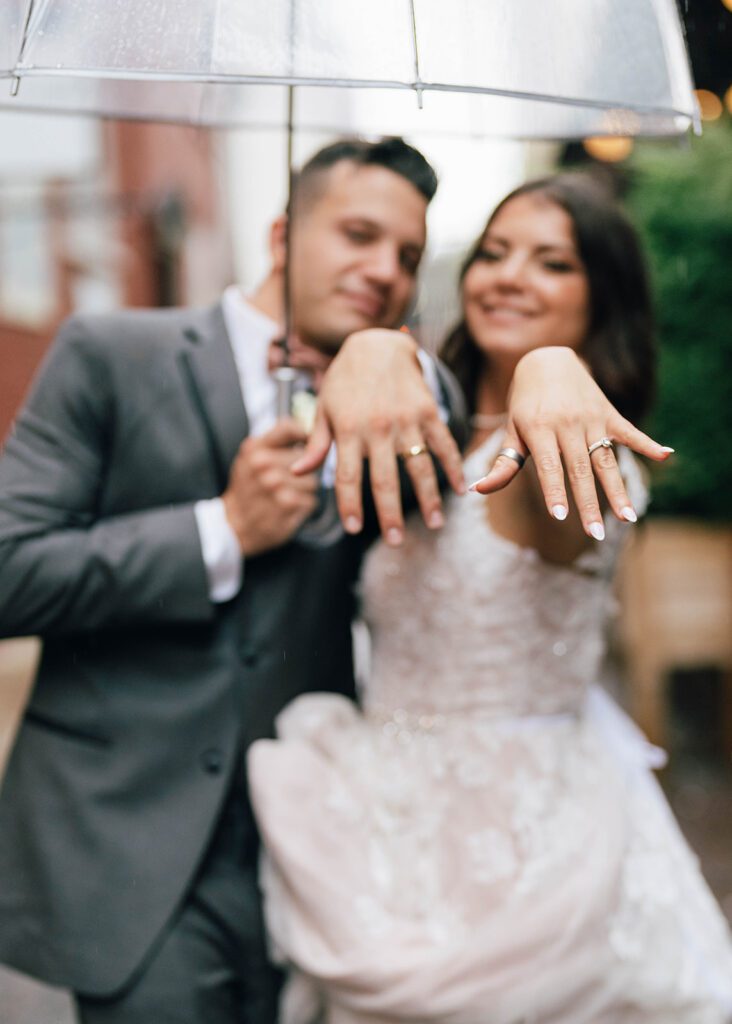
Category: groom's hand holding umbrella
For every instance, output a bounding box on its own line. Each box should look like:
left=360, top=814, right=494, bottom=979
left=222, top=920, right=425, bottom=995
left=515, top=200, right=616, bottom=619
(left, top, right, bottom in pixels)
left=222, top=419, right=319, bottom=556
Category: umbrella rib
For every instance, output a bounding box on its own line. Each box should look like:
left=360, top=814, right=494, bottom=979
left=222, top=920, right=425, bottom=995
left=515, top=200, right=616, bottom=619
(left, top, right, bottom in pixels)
left=0, top=100, right=693, bottom=138
left=11, top=0, right=39, bottom=96
left=7, top=67, right=695, bottom=120
left=408, top=0, right=424, bottom=109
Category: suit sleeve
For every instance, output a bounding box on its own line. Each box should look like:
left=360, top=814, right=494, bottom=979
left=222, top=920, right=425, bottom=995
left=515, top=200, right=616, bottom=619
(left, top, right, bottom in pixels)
left=0, top=317, right=215, bottom=638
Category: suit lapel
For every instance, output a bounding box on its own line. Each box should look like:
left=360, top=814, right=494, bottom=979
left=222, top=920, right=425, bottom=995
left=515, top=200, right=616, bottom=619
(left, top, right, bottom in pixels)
left=177, top=302, right=249, bottom=492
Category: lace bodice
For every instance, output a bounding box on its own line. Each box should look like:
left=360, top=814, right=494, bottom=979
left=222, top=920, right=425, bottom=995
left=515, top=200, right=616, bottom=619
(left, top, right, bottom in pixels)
left=359, top=432, right=646, bottom=721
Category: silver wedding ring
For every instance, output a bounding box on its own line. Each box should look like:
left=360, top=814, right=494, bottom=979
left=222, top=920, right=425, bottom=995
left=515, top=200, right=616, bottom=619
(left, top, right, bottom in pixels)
left=587, top=437, right=615, bottom=457
left=497, top=447, right=526, bottom=470
left=401, top=443, right=430, bottom=460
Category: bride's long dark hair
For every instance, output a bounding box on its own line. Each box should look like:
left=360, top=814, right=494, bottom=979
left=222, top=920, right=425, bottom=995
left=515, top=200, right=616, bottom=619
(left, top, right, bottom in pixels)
left=440, top=174, right=656, bottom=425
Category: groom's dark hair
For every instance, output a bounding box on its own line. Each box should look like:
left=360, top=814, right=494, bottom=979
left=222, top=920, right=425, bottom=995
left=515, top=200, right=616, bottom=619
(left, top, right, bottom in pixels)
left=290, top=136, right=438, bottom=215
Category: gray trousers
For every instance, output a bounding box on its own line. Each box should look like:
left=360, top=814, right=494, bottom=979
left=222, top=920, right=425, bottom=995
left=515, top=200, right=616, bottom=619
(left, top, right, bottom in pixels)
left=75, top=785, right=282, bottom=1024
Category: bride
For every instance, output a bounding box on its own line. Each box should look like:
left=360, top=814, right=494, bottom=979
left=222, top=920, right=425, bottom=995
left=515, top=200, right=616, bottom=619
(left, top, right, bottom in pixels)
left=248, top=174, right=732, bottom=1023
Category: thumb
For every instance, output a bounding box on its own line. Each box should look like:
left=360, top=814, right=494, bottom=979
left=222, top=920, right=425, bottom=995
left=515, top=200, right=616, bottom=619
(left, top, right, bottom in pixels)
left=469, top=428, right=528, bottom=495
left=262, top=417, right=310, bottom=449
left=290, top=406, right=333, bottom=475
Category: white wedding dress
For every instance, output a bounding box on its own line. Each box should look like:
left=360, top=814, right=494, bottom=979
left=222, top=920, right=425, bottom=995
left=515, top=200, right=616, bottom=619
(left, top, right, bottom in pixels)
left=248, top=433, right=732, bottom=1024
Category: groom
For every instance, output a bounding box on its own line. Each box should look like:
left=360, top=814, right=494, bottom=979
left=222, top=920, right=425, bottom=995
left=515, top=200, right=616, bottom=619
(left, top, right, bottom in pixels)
left=0, top=135, right=628, bottom=1023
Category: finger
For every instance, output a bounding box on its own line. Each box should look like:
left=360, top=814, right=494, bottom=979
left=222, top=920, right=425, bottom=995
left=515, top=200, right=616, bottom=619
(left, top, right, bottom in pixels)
left=333, top=433, right=366, bottom=535
left=290, top=407, right=332, bottom=474
left=276, top=487, right=319, bottom=516
left=282, top=465, right=320, bottom=493
left=263, top=417, right=309, bottom=449
left=558, top=427, right=605, bottom=540
left=608, top=416, right=675, bottom=462
left=518, top=428, right=574, bottom=521
left=367, top=434, right=404, bottom=546
left=271, top=448, right=319, bottom=485
left=585, top=434, right=637, bottom=523
left=469, top=428, right=530, bottom=497
left=254, top=451, right=318, bottom=492
left=421, top=415, right=467, bottom=496
left=398, top=437, right=444, bottom=530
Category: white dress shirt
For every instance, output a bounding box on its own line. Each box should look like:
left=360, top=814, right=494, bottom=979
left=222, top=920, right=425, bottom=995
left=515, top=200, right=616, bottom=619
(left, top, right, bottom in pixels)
left=194, top=285, right=446, bottom=603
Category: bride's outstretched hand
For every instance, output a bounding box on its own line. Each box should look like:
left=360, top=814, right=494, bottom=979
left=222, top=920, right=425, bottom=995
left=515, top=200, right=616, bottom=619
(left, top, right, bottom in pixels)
left=469, top=347, right=674, bottom=540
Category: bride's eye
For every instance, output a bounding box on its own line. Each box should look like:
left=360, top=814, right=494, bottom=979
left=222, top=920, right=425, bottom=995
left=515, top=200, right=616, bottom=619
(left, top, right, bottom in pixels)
left=543, top=260, right=574, bottom=273
left=474, top=249, right=502, bottom=263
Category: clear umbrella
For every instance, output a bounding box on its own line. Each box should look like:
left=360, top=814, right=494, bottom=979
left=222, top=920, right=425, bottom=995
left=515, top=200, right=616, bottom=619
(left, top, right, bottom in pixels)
left=2, top=0, right=697, bottom=139
left=0, top=0, right=699, bottom=411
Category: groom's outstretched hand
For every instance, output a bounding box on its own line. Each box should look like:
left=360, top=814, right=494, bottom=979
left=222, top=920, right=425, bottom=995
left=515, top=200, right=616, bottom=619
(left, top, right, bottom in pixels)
left=469, top=347, right=674, bottom=540
left=291, top=329, right=465, bottom=546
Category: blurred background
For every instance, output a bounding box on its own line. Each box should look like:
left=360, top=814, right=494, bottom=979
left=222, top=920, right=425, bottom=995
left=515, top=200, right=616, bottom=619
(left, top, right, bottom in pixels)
left=0, top=0, right=731, bottom=1019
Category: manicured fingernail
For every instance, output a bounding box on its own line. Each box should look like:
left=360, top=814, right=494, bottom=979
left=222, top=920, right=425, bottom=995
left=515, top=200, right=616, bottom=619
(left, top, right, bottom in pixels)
left=428, top=510, right=444, bottom=529
left=386, top=528, right=403, bottom=546
left=621, top=506, right=637, bottom=523
left=345, top=516, right=361, bottom=534
left=589, top=522, right=605, bottom=541
left=551, top=505, right=568, bottom=521
left=467, top=478, right=485, bottom=492
left=660, top=446, right=675, bottom=454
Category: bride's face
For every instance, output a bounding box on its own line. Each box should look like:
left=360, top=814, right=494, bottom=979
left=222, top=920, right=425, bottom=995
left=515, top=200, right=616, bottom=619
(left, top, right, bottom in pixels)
left=462, top=193, right=590, bottom=365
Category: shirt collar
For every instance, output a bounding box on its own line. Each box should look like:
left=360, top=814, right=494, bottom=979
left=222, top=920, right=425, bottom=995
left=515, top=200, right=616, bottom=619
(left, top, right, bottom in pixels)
left=220, top=284, right=280, bottom=374
left=220, top=284, right=315, bottom=437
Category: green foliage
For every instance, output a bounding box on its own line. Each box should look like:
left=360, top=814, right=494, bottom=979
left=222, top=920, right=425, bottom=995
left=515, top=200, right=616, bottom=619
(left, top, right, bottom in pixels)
left=625, top=121, right=732, bottom=521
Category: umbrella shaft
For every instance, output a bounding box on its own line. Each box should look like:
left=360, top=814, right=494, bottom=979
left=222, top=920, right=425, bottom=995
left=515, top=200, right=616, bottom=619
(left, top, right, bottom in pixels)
left=274, top=367, right=297, bottom=419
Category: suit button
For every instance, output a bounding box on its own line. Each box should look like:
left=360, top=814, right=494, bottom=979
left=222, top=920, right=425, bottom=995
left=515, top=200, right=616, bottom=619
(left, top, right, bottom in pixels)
left=239, top=645, right=259, bottom=668
left=200, top=748, right=223, bottom=774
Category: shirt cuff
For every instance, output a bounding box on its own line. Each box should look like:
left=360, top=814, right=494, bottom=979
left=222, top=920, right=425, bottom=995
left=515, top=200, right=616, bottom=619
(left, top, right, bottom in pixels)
left=416, top=349, right=449, bottom=423
left=193, top=497, right=243, bottom=603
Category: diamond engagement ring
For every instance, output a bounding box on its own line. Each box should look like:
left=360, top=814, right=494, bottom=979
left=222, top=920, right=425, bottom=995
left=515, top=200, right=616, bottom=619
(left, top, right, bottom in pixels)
left=401, top=444, right=430, bottom=460
left=497, top=447, right=526, bottom=470
left=587, top=437, right=615, bottom=457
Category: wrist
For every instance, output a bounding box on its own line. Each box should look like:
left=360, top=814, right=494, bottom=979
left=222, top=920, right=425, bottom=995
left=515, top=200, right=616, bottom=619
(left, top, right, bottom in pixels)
left=392, top=328, right=419, bottom=358
left=341, top=327, right=418, bottom=361
left=221, top=490, right=248, bottom=554
left=517, top=345, right=575, bottom=367
left=516, top=345, right=591, bottom=380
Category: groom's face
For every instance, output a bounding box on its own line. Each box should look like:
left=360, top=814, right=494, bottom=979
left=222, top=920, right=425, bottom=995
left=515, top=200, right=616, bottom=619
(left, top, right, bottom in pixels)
left=287, top=160, right=428, bottom=353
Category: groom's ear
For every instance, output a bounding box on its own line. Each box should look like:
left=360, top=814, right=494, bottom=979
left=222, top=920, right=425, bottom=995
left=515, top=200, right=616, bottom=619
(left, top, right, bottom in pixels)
left=269, top=215, right=288, bottom=274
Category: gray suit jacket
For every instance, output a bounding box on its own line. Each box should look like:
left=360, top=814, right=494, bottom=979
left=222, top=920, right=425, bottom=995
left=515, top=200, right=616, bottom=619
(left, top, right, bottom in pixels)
left=0, top=303, right=466, bottom=996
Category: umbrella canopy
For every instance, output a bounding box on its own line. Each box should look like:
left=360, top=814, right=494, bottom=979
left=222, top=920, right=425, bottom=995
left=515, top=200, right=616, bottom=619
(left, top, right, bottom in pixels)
left=0, top=0, right=699, bottom=417
left=2, top=0, right=697, bottom=138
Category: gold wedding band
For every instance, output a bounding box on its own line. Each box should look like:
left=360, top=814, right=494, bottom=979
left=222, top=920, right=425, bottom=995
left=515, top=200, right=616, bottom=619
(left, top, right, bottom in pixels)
left=401, top=444, right=430, bottom=460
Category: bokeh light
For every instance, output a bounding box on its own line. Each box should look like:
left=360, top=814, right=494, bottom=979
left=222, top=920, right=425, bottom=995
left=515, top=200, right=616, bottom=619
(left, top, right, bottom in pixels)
left=582, top=136, right=634, bottom=163
left=695, top=89, right=723, bottom=121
